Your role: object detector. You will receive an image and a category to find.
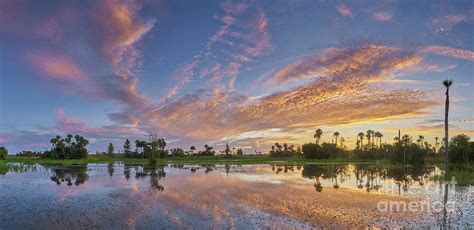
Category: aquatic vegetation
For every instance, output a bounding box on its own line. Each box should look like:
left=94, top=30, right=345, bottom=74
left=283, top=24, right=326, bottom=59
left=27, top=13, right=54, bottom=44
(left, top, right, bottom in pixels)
left=0, top=162, right=26, bottom=175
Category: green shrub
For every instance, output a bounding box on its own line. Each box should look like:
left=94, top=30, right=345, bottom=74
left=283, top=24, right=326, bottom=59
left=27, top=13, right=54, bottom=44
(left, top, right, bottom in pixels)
left=0, top=146, right=8, bottom=160
left=449, top=134, right=471, bottom=164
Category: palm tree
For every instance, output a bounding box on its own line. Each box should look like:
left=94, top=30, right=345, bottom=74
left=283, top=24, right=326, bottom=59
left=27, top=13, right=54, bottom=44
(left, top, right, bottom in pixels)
left=135, top=140, right=140, bottom=154
left=443, top=79, right=453, bottom=175
left=314, top=129, right=323, bottom=145
left=339, top=137, right=345, bottom=149
left=357, top=132, right=364, bottom=150
left=370, top=130, right=376, bottom=148
left=434, top=137, right=439, bottom=154
left=416, top=135, right=424, bottom=147
left=378, top=132, right=383, bottom=148
left=333, top=132, right=340, bottom=146
left=402, top=135, right=411, bottom=145
left=374, top=131, right=382, bottom=148
left=366, top=130, right=372, bottom=148
left=65, top=134, right=73, bottom=148
left=394, top=136, right=400, bottom=143
left=190, top=146, right=196, bottom=155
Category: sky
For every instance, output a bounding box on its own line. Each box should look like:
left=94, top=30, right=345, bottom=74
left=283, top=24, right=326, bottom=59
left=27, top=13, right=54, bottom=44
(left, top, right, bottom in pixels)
left=0, top=0, right=473, bottom=154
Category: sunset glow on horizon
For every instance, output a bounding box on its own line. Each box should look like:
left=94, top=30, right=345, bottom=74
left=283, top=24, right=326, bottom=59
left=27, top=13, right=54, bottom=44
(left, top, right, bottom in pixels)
left=0, top=0, right=473, bottom=153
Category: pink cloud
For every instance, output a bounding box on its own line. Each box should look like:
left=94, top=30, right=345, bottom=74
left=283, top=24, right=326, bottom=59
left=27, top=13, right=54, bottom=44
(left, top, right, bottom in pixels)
left=27, top=51, right=88, bottom=82
left=372, top=11, right=392, bottom=21
left=48, top=109, right=143, bottom=140
left=33, top=7, right=78, bottom=43
left=52, top=109, right=103, bottom=135
left=0, top=135, right=12, bottom=144
left=421, top=45, right=474, bottom=61
left=430, top=14, right=468, bottom=33
left=336, top=4, right=352, bottom=17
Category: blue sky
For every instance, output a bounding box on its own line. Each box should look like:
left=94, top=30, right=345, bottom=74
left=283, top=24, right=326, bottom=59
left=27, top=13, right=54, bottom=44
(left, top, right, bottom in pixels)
left=0, top=0, right=473, bottom=153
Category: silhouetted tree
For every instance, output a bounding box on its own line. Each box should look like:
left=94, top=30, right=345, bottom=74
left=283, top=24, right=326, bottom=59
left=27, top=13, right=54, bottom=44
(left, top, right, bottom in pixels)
left=123, top=139, right=132, bottom=157
left=443, top=79, right=453, bottom=174
left=0, top=146, right=8, bottom=160
left=224, top=143, right=231, bottom=156
left=333, top=132, right=340, bottom=146
left=107, top=143, right=115, bottom=158
left=314, top=129, right=323, bottom=144
left=357, top=132, right=364, bottom=150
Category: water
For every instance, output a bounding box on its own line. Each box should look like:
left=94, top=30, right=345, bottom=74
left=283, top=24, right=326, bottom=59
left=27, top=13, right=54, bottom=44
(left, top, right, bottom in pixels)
left=0, top=163, right=472, bottom=229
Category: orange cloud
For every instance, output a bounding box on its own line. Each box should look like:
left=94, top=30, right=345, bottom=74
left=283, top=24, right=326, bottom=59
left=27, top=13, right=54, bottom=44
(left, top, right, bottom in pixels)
left=268, top=45, right=419, bottom=86
left=142, top=45, right=437, bottom=144
left=384, top=124, right=474, bottom=137
left=27, top=51, right=87, bottom=82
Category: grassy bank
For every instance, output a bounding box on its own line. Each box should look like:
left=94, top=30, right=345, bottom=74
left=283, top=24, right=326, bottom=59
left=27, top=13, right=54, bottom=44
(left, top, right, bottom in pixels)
left=0, top=161, right=8, bottom=174
left=446, top=170, right=474, bottom=186
left=5, top=155, right=379, bottom=166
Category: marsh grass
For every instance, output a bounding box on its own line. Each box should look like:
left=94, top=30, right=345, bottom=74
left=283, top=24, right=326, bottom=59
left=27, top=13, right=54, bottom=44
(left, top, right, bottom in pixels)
left=6, top=155, right=376, bottom=166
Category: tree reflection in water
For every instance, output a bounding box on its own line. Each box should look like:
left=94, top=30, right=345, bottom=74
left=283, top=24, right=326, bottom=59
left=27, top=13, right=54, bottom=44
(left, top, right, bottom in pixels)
left=48, top=165, right=89, bottom=186
left=135, top=165, right=166, bottom=192
left=107, top=162, right=114, bottom=177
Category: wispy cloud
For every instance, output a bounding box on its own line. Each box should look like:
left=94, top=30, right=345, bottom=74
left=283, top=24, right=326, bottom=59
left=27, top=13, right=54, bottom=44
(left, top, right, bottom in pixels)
left=267, top=45, right=421, bottom=86
left=162, top=1, right=272, bottom=101
left=420, top=45, right=474, bottom=61
left=336, top=4, right=352, bottom=17
left=384, top=124, right=474, bottom=136
left=0, top=135, right=12, bottom=144
left=27, top=51, right=88, bottom=82
left=372, top=11, right=392, bottom=21
left=430, top=14, right=469, bottom=33
left=91, top=0, right=156, bottom=110
left=50, top=109, right=103, bottom=135
left=17, top=0, right=156, bottom=124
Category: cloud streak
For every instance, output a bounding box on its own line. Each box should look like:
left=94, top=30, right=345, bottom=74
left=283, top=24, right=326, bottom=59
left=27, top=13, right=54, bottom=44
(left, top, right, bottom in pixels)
left=420, top=45, right=474, bottom=61
left=162, top=1, right=272, bottom=101
left=142, top=45, right=437, bottom=145
left=27, top=51, right=88, bottom=82
left=336, top=4, right=352, bottom=17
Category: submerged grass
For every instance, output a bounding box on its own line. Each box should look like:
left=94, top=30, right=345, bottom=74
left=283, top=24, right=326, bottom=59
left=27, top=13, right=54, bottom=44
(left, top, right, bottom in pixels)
left=0, top=161, right=26, bottom=174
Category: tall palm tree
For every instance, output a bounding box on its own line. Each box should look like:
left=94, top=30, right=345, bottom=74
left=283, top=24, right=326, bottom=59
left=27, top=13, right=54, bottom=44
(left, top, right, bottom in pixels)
left=357, top=132, right=364, bottom=149
left=314, top=129, right=323, bottom=145
left=333, top=132, right=340, bottom=146
left=366, top=130, right=372, bottom=148
left=370, top=130, right=376, bottom=148
left=378, top=132, right=383, bottom=148
left=374, top=131, right=382, bottom=148
left=443, top=79, right=453, bottom=175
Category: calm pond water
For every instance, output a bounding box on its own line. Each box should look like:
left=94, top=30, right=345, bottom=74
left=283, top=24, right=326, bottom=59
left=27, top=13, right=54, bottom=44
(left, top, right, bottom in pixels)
left=0, top=163, right=472, bottom=229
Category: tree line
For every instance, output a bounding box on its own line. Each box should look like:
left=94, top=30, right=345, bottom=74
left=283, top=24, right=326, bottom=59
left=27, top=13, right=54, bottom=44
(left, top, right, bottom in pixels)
left=275, top=128, right=473, bottom=166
